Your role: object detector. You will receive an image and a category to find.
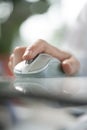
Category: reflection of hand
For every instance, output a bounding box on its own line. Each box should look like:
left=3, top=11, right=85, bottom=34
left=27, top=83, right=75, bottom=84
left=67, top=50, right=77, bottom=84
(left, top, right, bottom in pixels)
left=8, top=39, right=80, bottom=75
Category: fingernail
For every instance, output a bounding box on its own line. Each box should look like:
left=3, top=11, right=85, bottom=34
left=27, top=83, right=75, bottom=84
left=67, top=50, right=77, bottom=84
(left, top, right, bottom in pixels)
left=23, top=50, right=33, bottom=58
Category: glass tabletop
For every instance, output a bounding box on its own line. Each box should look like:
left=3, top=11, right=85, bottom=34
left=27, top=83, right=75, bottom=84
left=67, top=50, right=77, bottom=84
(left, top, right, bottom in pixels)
left=0, top=56, right=87, bottom=130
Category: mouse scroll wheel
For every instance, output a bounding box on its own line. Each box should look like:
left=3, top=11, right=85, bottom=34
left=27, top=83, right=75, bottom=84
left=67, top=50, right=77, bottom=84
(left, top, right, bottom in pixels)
left=25, top=59, right=34, bottom=64
left=25, top=54, right=39, bottom=64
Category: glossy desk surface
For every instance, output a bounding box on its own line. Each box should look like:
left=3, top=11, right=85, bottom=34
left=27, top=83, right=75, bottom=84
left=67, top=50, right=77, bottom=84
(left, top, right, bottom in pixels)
left=0, top=58, right=87, bottom=130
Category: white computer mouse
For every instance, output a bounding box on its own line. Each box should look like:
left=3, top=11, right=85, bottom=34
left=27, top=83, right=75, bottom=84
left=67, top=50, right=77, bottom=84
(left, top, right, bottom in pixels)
left=14, top=53, right=53, bottom=75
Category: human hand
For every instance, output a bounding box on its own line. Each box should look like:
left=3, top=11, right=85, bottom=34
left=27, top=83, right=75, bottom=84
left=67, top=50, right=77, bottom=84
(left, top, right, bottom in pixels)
left=8, top=39, right=80, bottom=75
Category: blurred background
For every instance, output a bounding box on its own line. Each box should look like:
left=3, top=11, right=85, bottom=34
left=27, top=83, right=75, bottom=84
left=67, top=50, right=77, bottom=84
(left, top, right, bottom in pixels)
left=0, top=1, right=87, bottom=130
left=0, top=0, right=87, bottom=76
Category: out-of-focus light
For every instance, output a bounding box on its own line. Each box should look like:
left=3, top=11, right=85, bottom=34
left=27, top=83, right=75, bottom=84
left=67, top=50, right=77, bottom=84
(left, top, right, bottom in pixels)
left=19, top=0, right=87, bottom=49
left=15, top=86, right=24, bottom=92
left=61, top=0, right=87, bottom=25
left=19, top=14, right=54, bottom=44
left=0, top=1, right=13, bottom=23
left=25, top=0, right=40, bottom=3
left=19, top=0, right=63, bottom=44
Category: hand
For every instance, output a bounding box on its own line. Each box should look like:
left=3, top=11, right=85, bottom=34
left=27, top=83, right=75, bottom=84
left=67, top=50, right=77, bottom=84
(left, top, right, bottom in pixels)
left=8, top=39, right=80, bottom=75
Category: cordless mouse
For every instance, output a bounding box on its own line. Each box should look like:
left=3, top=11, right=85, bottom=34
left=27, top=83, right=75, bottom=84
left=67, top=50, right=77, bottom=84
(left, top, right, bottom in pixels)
left=14, top=53, right=65, bottom=78
left=14, top=53, right=52, bottom=74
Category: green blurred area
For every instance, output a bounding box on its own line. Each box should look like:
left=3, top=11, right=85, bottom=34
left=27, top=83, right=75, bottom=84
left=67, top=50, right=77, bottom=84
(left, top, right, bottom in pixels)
left=0, top=0, right=49, bottom=54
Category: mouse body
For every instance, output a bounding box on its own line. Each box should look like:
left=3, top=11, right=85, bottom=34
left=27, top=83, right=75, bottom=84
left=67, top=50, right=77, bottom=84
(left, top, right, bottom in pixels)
left=14, top=53, right=52, bottom=74
left=14, top=53, right=66, bottom=78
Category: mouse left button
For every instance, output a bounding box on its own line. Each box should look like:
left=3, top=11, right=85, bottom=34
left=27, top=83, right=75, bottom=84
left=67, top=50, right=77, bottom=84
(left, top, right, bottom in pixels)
left=14, top=60, right=26, bottom=74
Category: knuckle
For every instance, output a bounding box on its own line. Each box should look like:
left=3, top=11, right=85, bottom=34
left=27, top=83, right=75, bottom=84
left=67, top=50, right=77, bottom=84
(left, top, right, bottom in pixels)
left=36, top=39, right=45, bottom=45
left=13, top=46, right=21, bottom=53
left=36, top=39, right=43, bottom=43
left=36, top=39, right=46, bottom=49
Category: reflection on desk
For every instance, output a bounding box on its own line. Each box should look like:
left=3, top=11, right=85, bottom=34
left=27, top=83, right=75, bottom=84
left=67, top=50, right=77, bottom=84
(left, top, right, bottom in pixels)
left=0, top=76, right=87, bottom=104
left=14, top=77, right=87, bottom=104
left=0, top=76, right=87, bottom=130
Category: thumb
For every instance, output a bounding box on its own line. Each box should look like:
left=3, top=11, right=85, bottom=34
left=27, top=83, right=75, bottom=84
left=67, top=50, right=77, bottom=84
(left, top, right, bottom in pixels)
left=62, top=60, right=73, bottom=75
left=61, top=57, right=80, bottom=75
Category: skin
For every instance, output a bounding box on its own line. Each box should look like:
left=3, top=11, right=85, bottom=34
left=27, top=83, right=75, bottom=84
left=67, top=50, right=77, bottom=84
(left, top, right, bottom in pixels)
left=8, top=39, right=80, bottom=75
